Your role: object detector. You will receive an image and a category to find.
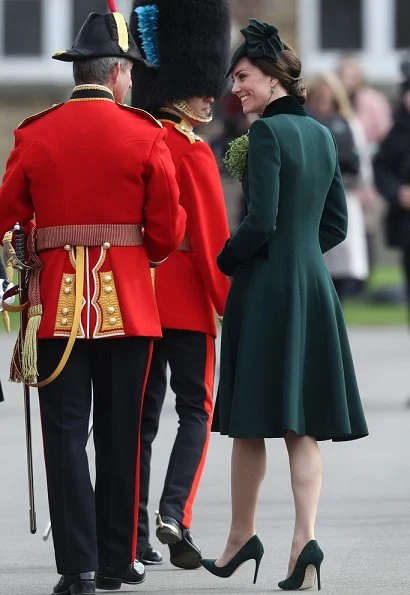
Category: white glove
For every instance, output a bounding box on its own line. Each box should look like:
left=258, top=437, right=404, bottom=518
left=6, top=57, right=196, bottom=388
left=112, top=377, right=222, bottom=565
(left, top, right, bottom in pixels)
left=0, top=280, right=15, bottom=311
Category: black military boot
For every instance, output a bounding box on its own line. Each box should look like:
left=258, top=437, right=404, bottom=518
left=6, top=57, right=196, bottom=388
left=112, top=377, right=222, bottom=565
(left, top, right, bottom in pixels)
left=95, top=560, right=146, bottom=590
left=155, top=512, right=201, bottom=568
left=52, top=571, right=95, bottom=595
left=169, top=528, right=202, bottom=569
left=139, top=543, right=163, bottom=565
left=155, top=512, right=182, bottom=544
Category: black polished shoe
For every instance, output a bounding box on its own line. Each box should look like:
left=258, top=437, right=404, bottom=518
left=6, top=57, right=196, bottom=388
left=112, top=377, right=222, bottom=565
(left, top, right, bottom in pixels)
left=139, top=543, right=164, bottom=565
left=169, top=528, right=202, bottom=569
left=155, top=511, right=183, bottom=544
left=95, top=560, right=146, bottom=591
left=53, top=572, right=95, bottom=595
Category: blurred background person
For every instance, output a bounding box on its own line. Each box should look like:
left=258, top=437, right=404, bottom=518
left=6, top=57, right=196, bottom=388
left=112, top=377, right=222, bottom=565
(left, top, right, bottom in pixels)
left=337, top=55, right=392, bottom=276
left=337, top=55, right=392, bottom=155
left=307, top=71, right=370, bottom=301
left=373, top=59, right=410, bottom=324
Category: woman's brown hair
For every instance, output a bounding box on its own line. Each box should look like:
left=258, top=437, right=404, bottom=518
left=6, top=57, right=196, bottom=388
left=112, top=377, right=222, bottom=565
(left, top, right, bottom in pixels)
left=251, top=42, right=307, bottom=104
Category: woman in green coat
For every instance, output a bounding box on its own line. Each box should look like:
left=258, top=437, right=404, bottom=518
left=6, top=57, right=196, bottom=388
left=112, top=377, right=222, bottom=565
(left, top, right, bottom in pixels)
left=200, top=20, right=368, bottom=591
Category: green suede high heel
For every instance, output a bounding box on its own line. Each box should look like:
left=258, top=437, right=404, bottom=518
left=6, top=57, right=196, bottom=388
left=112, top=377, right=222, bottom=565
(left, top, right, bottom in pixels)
left=200, top=535, right=264, bottom=584
left=278, top=540, right=324, bottom=591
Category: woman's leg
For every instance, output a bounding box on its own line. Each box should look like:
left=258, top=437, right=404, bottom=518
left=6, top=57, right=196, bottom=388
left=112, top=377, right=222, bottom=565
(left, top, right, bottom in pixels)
left=284, top=431, right=322, bottom=573
left=216, top=437, right=266, bottom=566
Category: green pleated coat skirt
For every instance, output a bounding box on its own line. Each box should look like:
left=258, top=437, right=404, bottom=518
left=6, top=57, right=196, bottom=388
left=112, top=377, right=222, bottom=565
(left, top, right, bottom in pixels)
left=212, top=97, right=368, bottom=441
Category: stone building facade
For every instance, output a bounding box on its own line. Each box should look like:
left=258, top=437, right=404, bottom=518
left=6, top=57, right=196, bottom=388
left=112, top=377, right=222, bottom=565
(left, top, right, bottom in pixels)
left=230, top=0, right=297, bottom=47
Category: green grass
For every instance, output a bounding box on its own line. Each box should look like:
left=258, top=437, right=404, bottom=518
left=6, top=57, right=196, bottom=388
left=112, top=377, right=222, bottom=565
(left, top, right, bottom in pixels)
left=343, top=265, right=407, bottom=326
left=0, top=310, right=19, bottom=333
left=366, top=265, right=404, bottom=289
left=343, top=301, right=407, bottom=326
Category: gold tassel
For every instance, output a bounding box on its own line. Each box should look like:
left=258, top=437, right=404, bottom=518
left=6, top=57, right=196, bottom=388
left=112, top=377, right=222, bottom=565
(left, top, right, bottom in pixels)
left=22, top=304, right=42, bottom=383
left=9, top=333, right=22, bottom=383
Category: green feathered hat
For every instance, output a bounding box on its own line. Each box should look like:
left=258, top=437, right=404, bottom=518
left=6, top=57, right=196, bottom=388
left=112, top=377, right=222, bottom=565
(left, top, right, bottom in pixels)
left=226, top=19, right=284, bottom=77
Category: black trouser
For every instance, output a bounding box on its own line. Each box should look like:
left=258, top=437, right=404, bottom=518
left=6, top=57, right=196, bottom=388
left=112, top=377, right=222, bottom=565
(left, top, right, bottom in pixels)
left=137, top=329, right=215, bottom=555
left=38, top=337, right=152, bottom=575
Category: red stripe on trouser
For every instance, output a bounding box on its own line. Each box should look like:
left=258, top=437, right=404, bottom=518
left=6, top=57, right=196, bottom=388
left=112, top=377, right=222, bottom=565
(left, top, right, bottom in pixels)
left=131, top=339, right=153, bottom=562
left=182, top=334, right=215, bottom=527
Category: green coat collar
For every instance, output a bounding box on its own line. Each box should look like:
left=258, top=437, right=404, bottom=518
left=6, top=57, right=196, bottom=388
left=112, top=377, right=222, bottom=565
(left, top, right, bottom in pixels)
left=262, top=95, right=307, bottom=118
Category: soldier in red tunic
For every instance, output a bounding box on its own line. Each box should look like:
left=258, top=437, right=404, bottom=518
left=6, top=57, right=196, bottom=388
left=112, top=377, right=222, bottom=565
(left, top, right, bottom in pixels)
left=130, top=0, right=231, bottom=569
left=0, top=2, right=185, bottom=594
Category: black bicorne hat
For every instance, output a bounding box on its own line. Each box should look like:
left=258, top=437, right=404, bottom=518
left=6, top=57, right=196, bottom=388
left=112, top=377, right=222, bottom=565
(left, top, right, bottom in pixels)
left=130, top=0, right=231, bottom=111
left=52, top=0, right=153, bottom=67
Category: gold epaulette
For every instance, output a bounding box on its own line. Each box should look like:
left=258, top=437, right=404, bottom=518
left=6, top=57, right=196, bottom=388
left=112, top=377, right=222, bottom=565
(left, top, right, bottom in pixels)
left=117, top=104, right=163, bottom=128
left=174, top=122, right=203, bottom=144
left=17, top=104, right=64, bottom=129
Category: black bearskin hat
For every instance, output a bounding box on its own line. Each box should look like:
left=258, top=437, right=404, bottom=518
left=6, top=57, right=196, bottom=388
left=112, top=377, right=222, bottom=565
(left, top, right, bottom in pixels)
left=130, top=0, right=231, bottom=110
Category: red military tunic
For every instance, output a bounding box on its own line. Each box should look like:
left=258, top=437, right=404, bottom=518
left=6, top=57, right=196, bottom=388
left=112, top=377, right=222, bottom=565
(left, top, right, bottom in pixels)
left=153, top=108, right=231, bottom=336
left=0, top=87, right=186, bottom=340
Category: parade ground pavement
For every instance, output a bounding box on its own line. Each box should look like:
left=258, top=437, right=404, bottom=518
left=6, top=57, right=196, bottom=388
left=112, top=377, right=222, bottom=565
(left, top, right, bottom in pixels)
left=1, top=327, right=409, bottom=595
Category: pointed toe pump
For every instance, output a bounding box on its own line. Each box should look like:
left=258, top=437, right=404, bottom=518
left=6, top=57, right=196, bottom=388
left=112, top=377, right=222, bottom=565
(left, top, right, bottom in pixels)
left=278, top=540, right=324, bottom=591
left=200, top=535, right=264, bottom=584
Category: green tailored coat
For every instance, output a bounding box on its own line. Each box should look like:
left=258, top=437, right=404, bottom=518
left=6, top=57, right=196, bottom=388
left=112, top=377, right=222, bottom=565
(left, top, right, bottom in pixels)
left=213, top=95, right=368, bottom=441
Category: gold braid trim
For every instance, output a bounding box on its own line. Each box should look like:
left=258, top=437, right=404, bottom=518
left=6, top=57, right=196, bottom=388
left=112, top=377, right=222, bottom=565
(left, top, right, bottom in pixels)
left=68, top=98, right=114, bottom=103
left=172, top=99, right=213, bottom=123
left=74, top=84, right=114, bottom=94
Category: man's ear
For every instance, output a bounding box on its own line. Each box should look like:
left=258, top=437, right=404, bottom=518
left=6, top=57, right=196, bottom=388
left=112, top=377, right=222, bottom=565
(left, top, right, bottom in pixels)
left=111, top=62, right=121, bottom=86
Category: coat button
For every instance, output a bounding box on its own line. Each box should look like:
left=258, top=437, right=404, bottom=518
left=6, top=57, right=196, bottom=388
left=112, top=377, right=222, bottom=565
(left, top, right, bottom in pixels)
left=104, top=286, right=113, bottom=294
left=62, top=307, right=69, bottom=315
left=104, top=275, right=112, bottom=283
left=61, top=318, right=68, bottom=325
left=64, top=244, right=71, bottom=251
left=103, top=242, right=111, bottom=250
left=109, top=317, right=117, bottom=325
left=65, top=276, right=72, bottom=284
left=64, top=287, right=72, bottom=294
left=107, top=306, right=115, bottom=314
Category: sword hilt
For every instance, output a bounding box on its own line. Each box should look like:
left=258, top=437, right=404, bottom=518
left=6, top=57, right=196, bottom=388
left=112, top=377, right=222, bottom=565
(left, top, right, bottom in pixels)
left=14, top=224, right=25, bottom=268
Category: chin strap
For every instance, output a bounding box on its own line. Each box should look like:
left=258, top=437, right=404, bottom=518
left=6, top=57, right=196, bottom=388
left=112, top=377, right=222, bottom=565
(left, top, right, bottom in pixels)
left=172, top=99, right=213, bottom=124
